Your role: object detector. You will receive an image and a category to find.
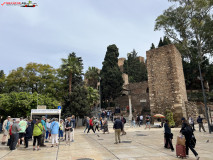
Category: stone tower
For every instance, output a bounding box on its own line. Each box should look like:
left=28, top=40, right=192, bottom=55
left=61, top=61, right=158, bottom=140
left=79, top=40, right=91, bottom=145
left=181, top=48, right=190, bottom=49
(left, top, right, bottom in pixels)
left=146, top=44, right=187, bottom=124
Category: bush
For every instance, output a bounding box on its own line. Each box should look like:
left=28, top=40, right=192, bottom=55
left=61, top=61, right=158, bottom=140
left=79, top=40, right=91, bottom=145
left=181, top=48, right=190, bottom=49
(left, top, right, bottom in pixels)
left=165, top=109, right=175, bottom=127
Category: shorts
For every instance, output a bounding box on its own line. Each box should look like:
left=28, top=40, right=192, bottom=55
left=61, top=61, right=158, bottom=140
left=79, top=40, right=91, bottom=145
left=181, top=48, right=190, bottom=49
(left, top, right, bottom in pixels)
left=3, top=130, right=8, bottom=136
left=19, top=133, right=25, bottom=139
left=146, top=122, right=150, bottom=125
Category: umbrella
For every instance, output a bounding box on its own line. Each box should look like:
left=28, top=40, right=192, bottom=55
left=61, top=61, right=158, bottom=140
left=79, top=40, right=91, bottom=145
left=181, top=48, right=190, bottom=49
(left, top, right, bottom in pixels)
left=153, top=114, right=165, bottom=118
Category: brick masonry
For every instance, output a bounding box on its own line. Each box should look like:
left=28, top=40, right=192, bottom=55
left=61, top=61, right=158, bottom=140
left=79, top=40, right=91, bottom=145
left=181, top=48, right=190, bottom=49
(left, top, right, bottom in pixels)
left=146, top=44, right=188, bottom=125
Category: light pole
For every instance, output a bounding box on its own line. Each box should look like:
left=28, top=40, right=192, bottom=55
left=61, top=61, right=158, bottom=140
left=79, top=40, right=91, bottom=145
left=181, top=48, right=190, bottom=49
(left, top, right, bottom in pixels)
left=99, top=77, right=101, bottom=109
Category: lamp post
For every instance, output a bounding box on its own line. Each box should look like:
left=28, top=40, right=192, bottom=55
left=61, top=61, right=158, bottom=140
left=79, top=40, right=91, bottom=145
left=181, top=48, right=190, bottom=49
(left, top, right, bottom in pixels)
left=37, top=93, right=38, bottom=107
left=128, top=93, right=132, bottom=121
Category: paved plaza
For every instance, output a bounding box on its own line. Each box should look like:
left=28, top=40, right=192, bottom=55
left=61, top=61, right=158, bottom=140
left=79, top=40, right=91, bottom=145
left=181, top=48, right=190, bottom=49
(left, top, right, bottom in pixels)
left=0, top=123, right=212, bottom=160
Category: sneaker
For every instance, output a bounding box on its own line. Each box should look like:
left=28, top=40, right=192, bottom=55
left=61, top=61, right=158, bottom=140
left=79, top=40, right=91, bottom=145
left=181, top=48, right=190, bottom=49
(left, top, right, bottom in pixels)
left=196, top=155, right=200, bottom=160
left=71, top=140, right=74, bottom=142
left=114, top=142, right=118, bottom=144
left=33, top=148, right=36, bottom=151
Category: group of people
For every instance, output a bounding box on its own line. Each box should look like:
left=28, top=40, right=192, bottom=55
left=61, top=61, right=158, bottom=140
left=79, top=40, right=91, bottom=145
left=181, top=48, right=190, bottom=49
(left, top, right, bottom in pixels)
left=1, top=115, right=76, bottom=151
left=84, top=116, right=109, bottom=134
left=164, top=115, right=204, bottom=160
left=131, top=114, right=151, bottom=129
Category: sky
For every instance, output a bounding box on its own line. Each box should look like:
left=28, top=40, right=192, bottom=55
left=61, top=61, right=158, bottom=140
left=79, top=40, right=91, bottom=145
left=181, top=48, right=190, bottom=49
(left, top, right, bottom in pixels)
left=0, top=0, right=171, bottom=75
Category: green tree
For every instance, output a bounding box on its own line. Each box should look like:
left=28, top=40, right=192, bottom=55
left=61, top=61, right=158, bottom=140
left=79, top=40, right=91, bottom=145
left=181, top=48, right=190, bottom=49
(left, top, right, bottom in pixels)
left=61, top=53, right=83, bottom=97
left=155, top=0, right=213, bottom=132
left=100, top=44, right=124, bottom=105
left=87, top=87, right=99, bottom=108
left=0, top=92, right=59, bottom=118
left=85, top=67, right=99, bottom=89
left=123, top=49, right=147, bottom=83
left=0, top=70, right=5, bottom=93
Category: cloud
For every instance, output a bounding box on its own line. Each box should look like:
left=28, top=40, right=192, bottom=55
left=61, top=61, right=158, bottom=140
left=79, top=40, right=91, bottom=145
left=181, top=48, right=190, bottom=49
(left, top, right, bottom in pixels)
left=0, top=0, right=170, bottom=74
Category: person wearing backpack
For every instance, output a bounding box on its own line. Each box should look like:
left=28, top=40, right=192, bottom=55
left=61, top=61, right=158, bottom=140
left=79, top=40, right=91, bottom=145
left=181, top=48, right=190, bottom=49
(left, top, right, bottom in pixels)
left=1, top=116, right=11, bottom=145
left=33, top=119, right=43, bottom=151
left=180, top=117, right=200, bottom=160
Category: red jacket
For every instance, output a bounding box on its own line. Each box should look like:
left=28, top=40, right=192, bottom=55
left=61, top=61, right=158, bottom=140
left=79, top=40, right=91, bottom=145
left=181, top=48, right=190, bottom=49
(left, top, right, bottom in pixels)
left=89, top=119, right=93, bottom=126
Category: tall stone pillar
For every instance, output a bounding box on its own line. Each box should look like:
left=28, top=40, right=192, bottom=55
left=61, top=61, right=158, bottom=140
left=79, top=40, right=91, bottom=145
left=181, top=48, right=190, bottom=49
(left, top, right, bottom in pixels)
left=146, top=44, right=187, bottom=125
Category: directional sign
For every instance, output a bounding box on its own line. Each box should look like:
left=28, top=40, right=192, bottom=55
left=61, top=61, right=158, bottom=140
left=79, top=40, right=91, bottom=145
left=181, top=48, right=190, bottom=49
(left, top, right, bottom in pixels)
left=58, top=106, right=62, bottom=110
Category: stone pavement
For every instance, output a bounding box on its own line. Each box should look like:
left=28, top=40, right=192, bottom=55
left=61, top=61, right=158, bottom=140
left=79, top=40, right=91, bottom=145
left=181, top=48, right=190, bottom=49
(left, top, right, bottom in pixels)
left=0, top=123, right=212, bottom=160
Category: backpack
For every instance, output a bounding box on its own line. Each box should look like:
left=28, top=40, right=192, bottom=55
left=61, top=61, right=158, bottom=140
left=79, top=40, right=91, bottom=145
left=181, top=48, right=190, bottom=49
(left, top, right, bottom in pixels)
left=5, top=121, right=10, bottom=131
left=9, top=125, right=13, bottom=136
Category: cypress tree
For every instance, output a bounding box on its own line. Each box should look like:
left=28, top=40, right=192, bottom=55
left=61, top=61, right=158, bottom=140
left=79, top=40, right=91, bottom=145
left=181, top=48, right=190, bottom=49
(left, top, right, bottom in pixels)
left=100, top=44, right=124, bottom=105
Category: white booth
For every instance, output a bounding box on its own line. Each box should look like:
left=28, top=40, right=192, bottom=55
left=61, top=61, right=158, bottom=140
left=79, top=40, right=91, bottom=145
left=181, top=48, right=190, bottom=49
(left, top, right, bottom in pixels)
left=31, top=109, right=61, bottom=121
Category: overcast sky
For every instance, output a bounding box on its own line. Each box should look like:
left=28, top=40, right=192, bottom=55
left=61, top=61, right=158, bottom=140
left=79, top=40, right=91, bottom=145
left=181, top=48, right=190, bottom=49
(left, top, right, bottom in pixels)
left=0, top=0, right=171, bottom=75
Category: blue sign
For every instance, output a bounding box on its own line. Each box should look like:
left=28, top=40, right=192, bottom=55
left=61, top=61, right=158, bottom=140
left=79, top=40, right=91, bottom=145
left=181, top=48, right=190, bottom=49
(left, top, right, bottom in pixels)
left=58, top=106, right=62, bottom=110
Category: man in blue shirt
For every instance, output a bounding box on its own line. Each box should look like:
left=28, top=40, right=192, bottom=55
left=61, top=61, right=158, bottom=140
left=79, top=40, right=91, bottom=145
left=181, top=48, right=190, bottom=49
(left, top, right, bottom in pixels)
left=113, top=117, right=123, bottom=144
left=40, top=116, right=46, bottom=147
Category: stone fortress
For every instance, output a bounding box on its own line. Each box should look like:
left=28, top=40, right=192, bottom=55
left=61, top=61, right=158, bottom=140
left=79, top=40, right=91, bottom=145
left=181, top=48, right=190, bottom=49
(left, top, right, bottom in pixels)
left=115, top=44, right=200, bottom=125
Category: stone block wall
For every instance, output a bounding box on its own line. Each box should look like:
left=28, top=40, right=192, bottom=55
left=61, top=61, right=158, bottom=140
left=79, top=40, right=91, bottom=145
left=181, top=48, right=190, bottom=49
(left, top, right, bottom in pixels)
left=115, top=82, right=150, bottom=116
left=146, top=44, right=187, bottom=125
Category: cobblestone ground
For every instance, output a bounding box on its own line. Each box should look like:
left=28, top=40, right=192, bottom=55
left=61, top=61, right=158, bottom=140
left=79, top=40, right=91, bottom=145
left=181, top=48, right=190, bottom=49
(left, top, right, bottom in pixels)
left=0, top=123, right=212, bottom=160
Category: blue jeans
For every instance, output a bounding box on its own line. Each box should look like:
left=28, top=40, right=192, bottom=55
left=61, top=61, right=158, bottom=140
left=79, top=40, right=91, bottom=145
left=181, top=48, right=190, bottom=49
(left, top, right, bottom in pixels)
left=46, top=130, right=49, bottom=139
left=59, top=130, right=63, bottom=138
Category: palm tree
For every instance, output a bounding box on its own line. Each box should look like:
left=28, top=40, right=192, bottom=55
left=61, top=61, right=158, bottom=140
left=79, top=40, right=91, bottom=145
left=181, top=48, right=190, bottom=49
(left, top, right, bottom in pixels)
left=85, top=67, right=99, bottom=89
left=61, top=53, right=83, bottom=97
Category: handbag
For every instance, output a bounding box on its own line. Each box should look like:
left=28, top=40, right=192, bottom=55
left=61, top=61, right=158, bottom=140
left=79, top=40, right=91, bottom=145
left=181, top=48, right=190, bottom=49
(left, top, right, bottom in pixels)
left=176, top=135, right=186, bottom=146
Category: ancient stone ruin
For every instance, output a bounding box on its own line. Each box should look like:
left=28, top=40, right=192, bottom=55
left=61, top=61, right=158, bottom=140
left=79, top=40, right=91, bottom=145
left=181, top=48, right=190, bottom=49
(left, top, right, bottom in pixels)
left=146, top=44, right=188, bottom=125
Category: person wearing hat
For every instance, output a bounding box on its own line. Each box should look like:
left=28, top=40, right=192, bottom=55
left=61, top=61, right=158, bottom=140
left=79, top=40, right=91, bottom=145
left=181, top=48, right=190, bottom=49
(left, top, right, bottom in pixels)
left=40, top=116, right=47, bottom=147
left=1, top=116, right=12, bottom=145
left=180, top=117, right=200, bottom=160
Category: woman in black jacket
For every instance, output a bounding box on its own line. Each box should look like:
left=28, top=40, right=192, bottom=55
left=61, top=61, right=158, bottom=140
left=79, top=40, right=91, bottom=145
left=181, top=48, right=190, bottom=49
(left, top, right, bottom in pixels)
left=164, top=119, right=174, bottom=151
left=180, top=117, right=200, bottom=160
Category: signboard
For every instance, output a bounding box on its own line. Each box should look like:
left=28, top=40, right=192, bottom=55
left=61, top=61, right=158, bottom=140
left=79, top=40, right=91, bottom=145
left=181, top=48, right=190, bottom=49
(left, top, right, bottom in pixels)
left=58, top=106, right=62, bottom=110
left=31, top=109, right=61, bottom=114
left=37, top=105, right=46, bottom=109
left=140, top=99, right=147, bottom=103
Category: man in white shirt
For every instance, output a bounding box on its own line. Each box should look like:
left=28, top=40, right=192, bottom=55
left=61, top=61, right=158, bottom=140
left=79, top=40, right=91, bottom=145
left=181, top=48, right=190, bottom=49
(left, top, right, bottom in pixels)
left=139, top=115, right=143, bottom=126
left=1, top=116, right=12, bottom=145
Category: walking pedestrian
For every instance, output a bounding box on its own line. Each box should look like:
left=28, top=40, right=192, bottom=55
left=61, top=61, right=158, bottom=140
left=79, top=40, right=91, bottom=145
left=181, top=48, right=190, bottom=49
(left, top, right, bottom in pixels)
left=33, top=119, right=43, bottom=151
left=100, top=117, right=103, bottom=130
left=71, top=115, right=75, bottom=142
left=87, top=117, right=95, bottom=133
left=103, top=119, right=109, bottom=134
left=136, top=115, right=140, bottom=127
left=10, top=119, right=21, bottom=150
left=94, top=117, right=100, bottom=132
left=188, top=115, right=195, bottom=131
left=1, top=116, right=11, bottom=145
left=50, top=118, right=59, bottom=147
left=131, top=117, right=136, bottom=127
left=145, top=115, right=151, bottom=130
left=164, top=119, right=174, bottom=151
left=180, top=117, right=200, bottom=160
left=197, top=116, right=206, bottom=132
left=65, top=117, right=73, bottom=145
left=113, top=116, right=123, bottom=144
left=84, top=117, right=90, bottom=133
left=139, top=114, right=143, bottom=126
left=121, top=115, right=126, bottom=135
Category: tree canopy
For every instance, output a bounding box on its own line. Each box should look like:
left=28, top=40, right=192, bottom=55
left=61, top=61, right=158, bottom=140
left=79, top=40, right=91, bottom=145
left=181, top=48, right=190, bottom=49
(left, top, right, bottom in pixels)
left=123, top=49, right=147, bottom=83
left=100, top=44, right=124, bottom=104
